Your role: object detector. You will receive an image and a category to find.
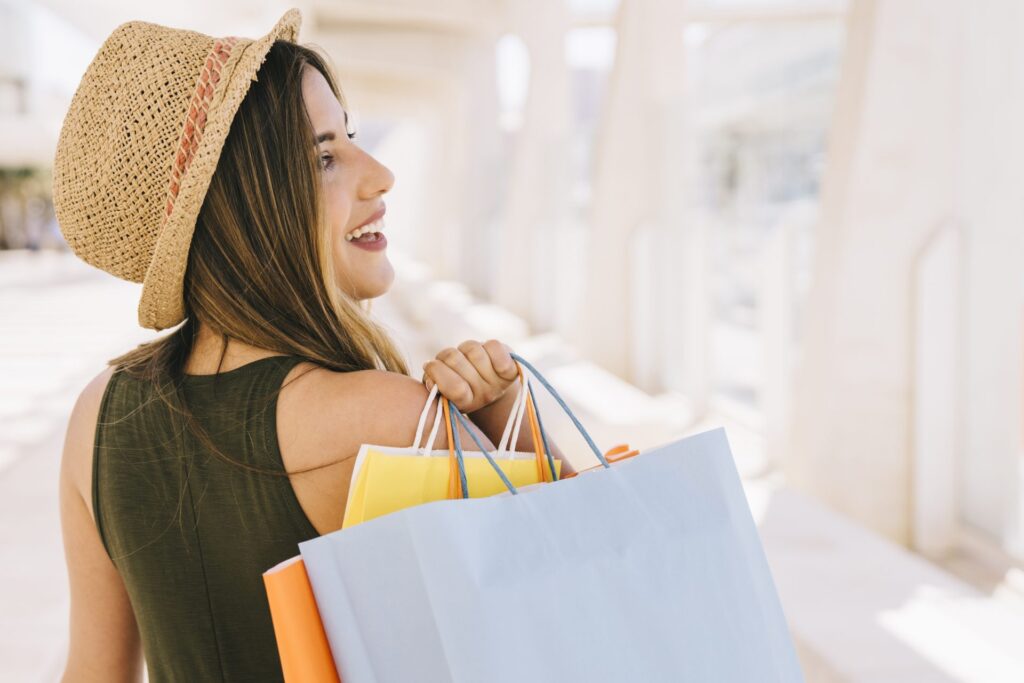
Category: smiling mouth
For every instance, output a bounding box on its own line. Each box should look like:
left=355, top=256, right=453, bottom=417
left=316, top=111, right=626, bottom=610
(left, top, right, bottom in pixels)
left=345, top=216, right=385, bottom=241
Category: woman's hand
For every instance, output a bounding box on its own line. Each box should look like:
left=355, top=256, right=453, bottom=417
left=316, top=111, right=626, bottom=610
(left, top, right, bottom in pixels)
left=421, top=339, right=519, bottom=414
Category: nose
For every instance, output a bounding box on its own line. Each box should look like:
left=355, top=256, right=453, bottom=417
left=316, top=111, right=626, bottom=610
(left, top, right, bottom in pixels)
left=358, top=150, right=394, bottom=200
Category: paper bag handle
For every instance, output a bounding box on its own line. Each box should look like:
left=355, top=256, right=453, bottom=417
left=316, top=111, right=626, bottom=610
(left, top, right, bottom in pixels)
left=411, top=383, right=445, bottom=454
left=413, top=369, right=537, bottom=459
left=445, top=353, right=612, bottom=496
left=497, top=374, right=530, bottom=454
left=436, top=372, right=556, bottom=499
left=445, top=396, right=518, bottom=495
left=508, top=353, right=610, bottom=469
left=413, top=360, right=558, bottom=483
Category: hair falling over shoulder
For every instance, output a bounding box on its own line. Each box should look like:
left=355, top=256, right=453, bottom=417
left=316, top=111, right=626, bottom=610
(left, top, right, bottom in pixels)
left=108, top=40, right=409, bottom=477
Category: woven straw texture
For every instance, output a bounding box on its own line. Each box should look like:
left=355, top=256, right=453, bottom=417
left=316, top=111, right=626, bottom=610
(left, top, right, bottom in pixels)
left=52, top=9, right=302, bottom=330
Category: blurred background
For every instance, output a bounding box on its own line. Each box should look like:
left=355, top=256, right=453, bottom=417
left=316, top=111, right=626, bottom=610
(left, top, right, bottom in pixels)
left=2, top=0, right=1023, bottom=680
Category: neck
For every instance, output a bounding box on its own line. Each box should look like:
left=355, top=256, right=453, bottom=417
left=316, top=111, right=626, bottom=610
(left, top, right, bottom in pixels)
left=184, top=321, right=283, bottom=375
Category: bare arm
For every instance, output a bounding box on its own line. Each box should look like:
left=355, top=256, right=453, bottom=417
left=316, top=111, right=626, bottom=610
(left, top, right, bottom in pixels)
left=60, top=368, right=144, bottom=682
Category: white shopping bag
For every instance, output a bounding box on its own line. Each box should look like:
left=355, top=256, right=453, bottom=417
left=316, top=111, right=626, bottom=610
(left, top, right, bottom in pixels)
left=298, top=355, right=805, bottom=683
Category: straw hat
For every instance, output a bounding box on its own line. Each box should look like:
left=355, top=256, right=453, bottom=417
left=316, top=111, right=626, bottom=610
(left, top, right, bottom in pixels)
left=52, top=8, right=302, bottom=330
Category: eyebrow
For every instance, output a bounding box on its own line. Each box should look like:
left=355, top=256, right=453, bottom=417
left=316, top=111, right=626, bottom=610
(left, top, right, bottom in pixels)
left=314, top=110, right=351, bottom=145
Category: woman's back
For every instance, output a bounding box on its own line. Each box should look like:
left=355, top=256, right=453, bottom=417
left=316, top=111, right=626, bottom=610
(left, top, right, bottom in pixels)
left=93, top=354, right=320, bottom=682
left=79, top=349, right=486, bottom=681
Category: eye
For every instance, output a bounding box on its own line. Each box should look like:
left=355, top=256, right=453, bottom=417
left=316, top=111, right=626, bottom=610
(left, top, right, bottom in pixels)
left=319, top=154, right=335, bottom=170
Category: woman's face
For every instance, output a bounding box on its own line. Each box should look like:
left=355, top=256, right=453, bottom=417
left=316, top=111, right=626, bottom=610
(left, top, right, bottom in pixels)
left=302, top=65, right=395, bottom=301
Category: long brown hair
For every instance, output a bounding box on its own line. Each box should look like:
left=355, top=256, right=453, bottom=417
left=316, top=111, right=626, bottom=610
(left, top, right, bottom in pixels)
left=109, top=40, right=409, bottom=477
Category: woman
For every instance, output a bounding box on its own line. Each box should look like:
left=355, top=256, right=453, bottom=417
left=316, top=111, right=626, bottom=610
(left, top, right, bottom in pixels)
left=54, top=9, right=572, bottom=681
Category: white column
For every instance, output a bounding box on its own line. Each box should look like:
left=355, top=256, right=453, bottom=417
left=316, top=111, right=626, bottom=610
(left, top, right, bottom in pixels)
left=958, top=1, right=1024, bottom=557
left=568, top=0, right=689, bottom=384
left=787, top=0, right=1024, bottom=549
left=492, top=0, right=573, bottom=331
left=911, top=223, right=962, bottom=557
left=457, top=31, right=504, bottom=298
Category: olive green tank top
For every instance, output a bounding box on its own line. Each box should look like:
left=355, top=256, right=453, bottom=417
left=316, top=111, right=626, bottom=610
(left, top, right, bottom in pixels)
left=93, top=354, right=322, bottom=682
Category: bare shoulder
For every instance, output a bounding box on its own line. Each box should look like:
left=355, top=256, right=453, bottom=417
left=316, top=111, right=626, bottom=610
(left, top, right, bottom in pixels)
left=275, top=363, right=500, bottom=534
left=276, top=365, right=440, bottom=471
left=276, top=364, right=496, bottom=470
left=274, top=365, right=446, bottom=534
left=62, top=365, right=117, bottom=515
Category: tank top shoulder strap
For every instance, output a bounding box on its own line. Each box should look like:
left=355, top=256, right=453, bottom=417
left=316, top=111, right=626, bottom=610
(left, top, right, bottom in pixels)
left=179, top=354, right=308, bottom=387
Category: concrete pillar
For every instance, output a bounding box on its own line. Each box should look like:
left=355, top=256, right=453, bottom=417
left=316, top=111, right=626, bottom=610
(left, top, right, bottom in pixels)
left=787, top=0, right=1024, bottom=550
left=457, top=32, right=504, bottom=297
left=958, top=1, right=1024, bottom=558
left=492, top=0, right=573, bottom=332
left=568, top=0, right=689, bottom=384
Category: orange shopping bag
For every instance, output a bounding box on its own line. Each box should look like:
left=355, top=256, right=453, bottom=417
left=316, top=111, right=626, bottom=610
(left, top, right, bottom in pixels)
left=263, top=555, right=340, bottom=682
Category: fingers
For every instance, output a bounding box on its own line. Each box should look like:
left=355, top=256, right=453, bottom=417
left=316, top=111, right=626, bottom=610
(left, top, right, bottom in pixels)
left=422, top=340, right=519, bottom=413
left=422, top=356, right=475, bottom=411
left=439, top=346, right=488, bottom=404
left=459, top=340, right=503, bottom=388
left=482, top=339, right=518, bottom=381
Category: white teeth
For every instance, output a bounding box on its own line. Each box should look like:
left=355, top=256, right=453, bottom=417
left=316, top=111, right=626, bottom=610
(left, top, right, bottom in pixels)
left=345, top=217, right=385, bottom=241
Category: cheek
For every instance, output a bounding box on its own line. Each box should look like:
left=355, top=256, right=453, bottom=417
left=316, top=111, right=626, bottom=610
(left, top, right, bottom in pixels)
left=330, top=200, right=353, bottom=237
left=322, top=182, right=352, bottom=236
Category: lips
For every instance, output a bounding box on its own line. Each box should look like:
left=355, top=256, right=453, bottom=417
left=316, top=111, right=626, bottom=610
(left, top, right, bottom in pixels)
left=354, top=205, right=385, bottom=231
left=344, top=205, right=386, bottom=242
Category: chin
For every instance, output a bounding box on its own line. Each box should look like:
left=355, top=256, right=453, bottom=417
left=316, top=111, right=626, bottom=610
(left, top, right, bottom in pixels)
left=362, top=284, right=392, bottom=300
left=347, top=271, right=395, bottom=301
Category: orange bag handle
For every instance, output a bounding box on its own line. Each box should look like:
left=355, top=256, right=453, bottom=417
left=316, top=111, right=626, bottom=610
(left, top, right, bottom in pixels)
left=444, top=354, right=626, bottom=496
left=559, top=443, right=640, bottom=479
left=442, top=396, right=464, bottom=499
left=440, top=364, right=551, bottom=498
left=512, top=362, right=553, bottom=482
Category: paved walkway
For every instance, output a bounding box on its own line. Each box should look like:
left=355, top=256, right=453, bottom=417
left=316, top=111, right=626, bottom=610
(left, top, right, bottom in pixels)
left=3, top=249, right=1024, bottom=682
left=1, top=251, right=155, bottom=682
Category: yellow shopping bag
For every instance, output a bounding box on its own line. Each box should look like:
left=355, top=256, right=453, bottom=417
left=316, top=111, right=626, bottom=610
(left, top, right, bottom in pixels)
left=341, top=362, right=560, bottom=529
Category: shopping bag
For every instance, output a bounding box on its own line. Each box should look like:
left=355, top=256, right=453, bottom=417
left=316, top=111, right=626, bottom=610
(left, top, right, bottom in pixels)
left=262, top=555, right=340, bottom=683
left=298, top=353, right=805, bottom=683
left=263, top=355, right=569, bottom=680
left=341, top=361, right=562, bottom=528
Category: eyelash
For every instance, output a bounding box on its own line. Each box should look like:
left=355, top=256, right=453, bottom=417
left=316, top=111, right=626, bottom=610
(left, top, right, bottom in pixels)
left=319, top=132, right=357, bottom=170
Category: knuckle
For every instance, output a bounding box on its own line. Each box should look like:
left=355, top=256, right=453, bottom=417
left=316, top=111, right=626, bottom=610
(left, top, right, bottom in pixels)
left=457, top=339, right=480, bottom=353
left=438, top=347, right=457, bottom=360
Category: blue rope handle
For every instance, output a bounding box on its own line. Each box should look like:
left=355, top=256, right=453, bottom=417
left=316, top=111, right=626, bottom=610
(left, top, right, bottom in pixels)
left=447, top=399, right=519, bottom=495
left=442, top=353, right=611, bottom=498
left=509, top=353, right=610, bottom=469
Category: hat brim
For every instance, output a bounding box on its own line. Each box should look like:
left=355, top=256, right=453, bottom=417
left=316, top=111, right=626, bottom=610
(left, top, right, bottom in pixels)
left=137, top=8, right=301, bottom=330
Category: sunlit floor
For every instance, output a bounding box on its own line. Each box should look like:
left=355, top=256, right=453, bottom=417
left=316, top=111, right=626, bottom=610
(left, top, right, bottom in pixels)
left=2, top=249, right=1023, bottom=682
